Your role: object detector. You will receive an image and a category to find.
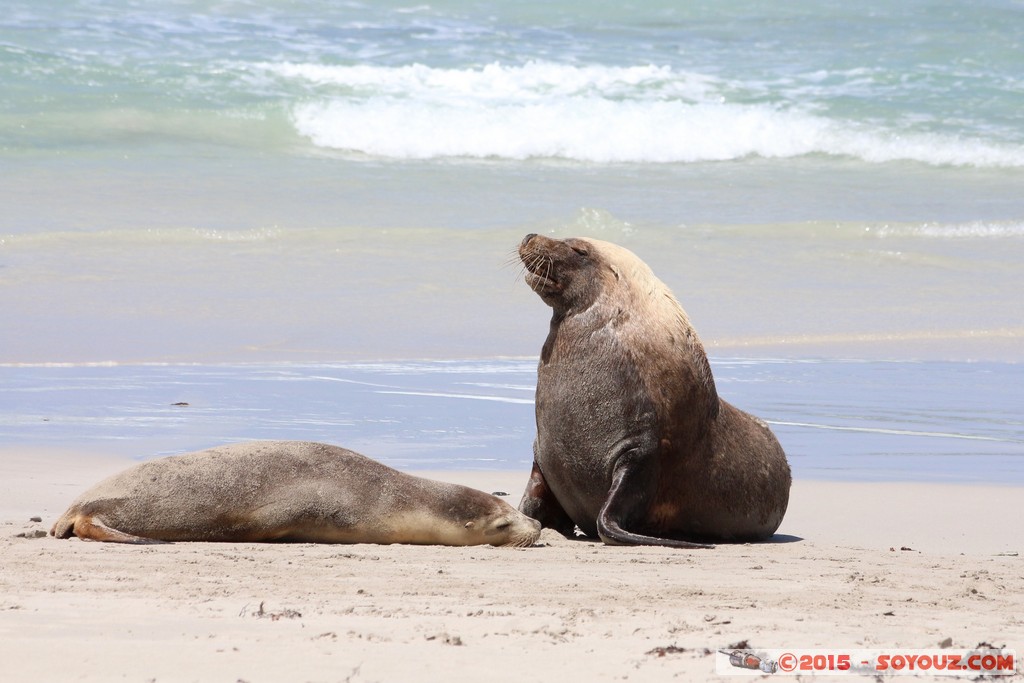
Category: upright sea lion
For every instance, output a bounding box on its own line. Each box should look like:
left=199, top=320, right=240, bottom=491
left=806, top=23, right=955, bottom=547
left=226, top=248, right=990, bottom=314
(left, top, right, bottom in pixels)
left=51, top=441, right=541, bottom=547
left=516, top=234, right=790, bottom=548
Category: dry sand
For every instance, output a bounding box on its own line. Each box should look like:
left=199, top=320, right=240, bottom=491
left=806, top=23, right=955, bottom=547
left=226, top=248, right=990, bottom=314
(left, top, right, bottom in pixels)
left=1, top=448, right=1021, bottom=682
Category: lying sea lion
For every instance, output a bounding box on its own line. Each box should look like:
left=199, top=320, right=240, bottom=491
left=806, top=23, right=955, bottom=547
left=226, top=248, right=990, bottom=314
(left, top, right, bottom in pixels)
left=51, top=440, right=541, bottom=547
left=517, top=234, right=791, bottom=548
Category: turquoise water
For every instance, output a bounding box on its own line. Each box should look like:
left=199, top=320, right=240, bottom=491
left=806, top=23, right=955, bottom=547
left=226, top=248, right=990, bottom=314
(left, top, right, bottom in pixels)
left=4, top=1, right=1024, bottom=163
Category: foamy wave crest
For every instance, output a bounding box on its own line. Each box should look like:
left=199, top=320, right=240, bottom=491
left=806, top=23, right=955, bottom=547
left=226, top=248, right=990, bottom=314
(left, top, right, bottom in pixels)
left=265, top=61, right=717, bottom=101
left=873, top=221, right=1024, bottom=239
left=267, top=61, right=1024, bottom=167
left=0, top=227, right=286, bottom=248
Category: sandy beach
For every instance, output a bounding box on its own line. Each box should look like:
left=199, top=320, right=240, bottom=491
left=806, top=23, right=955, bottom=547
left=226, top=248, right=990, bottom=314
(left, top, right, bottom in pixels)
left=1, top=448, right=1020, bottom=682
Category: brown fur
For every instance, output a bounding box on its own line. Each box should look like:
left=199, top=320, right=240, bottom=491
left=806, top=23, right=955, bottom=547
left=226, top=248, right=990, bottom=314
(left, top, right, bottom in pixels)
left=51, top=441, right=541, bottom=547
left=517, top=234, right=790, bottom=548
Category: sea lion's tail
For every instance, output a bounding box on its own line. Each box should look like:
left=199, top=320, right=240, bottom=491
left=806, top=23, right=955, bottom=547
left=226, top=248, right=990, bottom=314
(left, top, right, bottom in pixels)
left=51, top=511, right=169, bottom=544
left=50, top=508, right=77, bottom=539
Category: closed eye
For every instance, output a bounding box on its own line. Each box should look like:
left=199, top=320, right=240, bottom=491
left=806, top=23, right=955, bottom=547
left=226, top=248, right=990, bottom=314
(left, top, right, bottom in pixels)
left=571, top=246, right=589, bottom=257
left=485, top=520, right=512, bottom=536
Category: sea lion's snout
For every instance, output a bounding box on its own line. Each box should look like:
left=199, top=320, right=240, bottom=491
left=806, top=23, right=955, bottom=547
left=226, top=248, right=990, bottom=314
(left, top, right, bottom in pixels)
left=517, top=233, right=549, bottom=268
left=519, top=234, right=560, bottom=296
left=494, top=514, right=542, bottom=548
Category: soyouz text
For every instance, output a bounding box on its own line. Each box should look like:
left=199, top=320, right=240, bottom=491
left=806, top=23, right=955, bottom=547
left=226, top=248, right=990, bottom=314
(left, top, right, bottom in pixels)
left=715, top=648, right=1016, bottom=676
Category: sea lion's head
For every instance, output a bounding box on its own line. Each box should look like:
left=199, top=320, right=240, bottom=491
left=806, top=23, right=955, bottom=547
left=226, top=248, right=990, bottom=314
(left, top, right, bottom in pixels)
left=518, top=233, right=610, bottom=313
left=455, top=496, right=542, bottom=548
left=519, top=233, right=659, bottom=315
left=430, top=486, right=541, bottom=548
left=477, top=506, right=543, bottom=548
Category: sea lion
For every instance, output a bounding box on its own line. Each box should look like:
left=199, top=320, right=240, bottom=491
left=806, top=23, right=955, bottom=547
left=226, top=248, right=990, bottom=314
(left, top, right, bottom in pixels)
left=51, top=441, right=541, bottom=547
left=516, top=234, right=791, bottom=549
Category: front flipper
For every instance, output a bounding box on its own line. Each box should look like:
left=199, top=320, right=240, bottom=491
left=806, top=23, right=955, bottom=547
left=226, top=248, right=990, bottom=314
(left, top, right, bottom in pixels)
left=71, top=516, right=170, bottom=544
left=596, top=455, right=714, bottom=550
left=517, top=460, right=576, bottom=537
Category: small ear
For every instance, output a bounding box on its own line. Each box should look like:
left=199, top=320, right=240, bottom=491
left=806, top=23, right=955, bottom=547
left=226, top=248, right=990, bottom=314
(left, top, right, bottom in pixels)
left=609, top=264, right=621, bottom=281
left=464, top=521, right=475, bottom=529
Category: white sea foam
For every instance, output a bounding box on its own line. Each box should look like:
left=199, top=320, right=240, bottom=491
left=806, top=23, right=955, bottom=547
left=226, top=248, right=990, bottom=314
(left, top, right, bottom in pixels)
left=767, top=420, right=1020, bottom=444
left=871, top=221, right=1024, bottom=239
left=375, top=390, right=535, bottom=405
left=264, top=61, right=715, bottom=101
left=264, top=61, right=1024, bottom=167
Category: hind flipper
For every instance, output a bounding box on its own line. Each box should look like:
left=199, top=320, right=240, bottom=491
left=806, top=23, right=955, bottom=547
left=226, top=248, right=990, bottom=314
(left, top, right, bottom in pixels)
left=70, top=516, right=170, bottom=544
left=596, top=454, right=714, bottom=550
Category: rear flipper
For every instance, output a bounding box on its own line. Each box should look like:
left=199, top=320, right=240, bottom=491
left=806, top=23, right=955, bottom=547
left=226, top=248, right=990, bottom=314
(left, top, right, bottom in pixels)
left=55, top=515, right=170, bottom=544
left=597, top=455, right=714, bottom=550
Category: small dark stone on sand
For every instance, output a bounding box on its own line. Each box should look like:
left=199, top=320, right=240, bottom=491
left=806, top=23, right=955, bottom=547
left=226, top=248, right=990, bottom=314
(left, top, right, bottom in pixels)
left=16, top=530, right=48, bottom=539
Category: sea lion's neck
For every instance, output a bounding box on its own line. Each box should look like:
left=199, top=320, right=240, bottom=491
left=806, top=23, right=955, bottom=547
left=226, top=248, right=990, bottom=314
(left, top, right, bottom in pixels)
left=539, top=312, right=563, bottom=364
left=566, top=289, right=719, bottom=410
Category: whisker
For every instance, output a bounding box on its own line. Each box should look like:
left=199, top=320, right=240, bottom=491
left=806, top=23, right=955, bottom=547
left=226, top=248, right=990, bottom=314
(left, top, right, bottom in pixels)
left=501, top=248, right=524, bottom=269
left=504, top=247, right=537, bottom=287
left=503, top=534, right=538, bottom=548
left=512, top=264, right=530, bottom=285
left=523, top=257, right=541, bottom=290
left=534, top=256, right=552, bottom=291
left=514, top=250, right=555, bottom=293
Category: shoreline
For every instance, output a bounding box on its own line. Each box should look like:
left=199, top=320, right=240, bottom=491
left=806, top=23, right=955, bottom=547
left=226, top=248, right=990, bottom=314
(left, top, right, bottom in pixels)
left=2, top=329, right=1024, bottom=366
left=3, top=355, right=1021, bottom=680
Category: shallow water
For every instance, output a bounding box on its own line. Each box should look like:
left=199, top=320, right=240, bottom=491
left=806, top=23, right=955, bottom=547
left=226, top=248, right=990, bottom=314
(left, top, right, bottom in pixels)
left=3, top=210, right=1023, bottom=364
left=2, top=359, right=1021, bottom=484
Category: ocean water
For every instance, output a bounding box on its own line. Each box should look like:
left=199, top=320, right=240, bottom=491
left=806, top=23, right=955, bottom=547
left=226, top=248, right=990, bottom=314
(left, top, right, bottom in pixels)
left=2, top=1, right=1022, bottom=480
left=4, top=1, right=1024, bottom=165
left=1, top=359, right=1021, bottom=484
left=2, top=0, right=1023, bottom=363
